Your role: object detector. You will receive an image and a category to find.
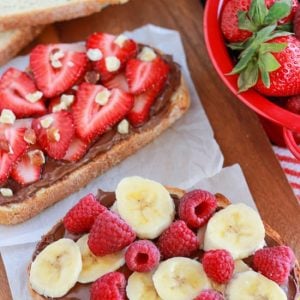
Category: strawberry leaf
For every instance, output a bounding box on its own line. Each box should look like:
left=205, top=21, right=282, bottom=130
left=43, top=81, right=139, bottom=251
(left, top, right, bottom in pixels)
left=264, top=0, right=292, bottom=25
left=238, top=61, right=259, bottom=92
left=258, top=52, right=281, bottom=72
left=249, top=0, right=269, bottom=26
left=260, top=69, right=271, bottom=88
left=229, top=47, right=256, bottom=75
left=238, top=11, right=257, bottom=32
left=259, top=42, right=287, bottom=53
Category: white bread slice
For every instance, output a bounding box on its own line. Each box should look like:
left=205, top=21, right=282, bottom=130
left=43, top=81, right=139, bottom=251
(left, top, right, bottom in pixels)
left=28, top=191, right=300, bottom=300
left=0, top=77, right=190, bottom=225
left=0, top=27, right=43, bottom=66
left=0, top=0, right=129, bottom=31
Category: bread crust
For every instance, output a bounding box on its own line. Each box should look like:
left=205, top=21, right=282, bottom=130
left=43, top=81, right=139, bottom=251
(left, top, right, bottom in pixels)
left=0, top=0, right=129, bottom=31
left=0, top=26, right=43, bottom=66
left=28, top=189, right=300, bottom=299
left=0, top=78, right=190, bottom=225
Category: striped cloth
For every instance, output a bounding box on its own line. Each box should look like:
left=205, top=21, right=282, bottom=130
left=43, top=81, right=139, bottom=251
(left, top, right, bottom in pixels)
left=273, top=146, right=300, bottom=203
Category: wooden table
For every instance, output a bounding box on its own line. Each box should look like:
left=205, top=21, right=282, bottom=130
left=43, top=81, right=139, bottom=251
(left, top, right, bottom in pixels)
left=1, top=0, right=299, bottom=298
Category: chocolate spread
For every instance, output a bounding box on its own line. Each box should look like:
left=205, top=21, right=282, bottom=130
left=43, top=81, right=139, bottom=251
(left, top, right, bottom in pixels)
left=32, top=191, right=300, bottom=300
left=0, top=54, right=181, bottom=206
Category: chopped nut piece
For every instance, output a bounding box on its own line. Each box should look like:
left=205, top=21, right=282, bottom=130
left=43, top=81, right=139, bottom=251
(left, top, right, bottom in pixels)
left=25, top=91, right=43, bottom=103
left=24, top=129, right=36, bottom=145
left=105, top=56, right=121, bottom=72
left=87, top=48, right=103, bottom=62
left=28, top=150, right=45, bottom=166
left=114, top=34, right=128, bottom=47
left=0, top=109, right=16, bottom=124
left=95, top=89, right=111, bottom=105
left=61, top=94, right=75, bottom=106
left=0, top=188, right=13, bottom=197
left=50, top=50, right=64, bottom=69
left=52, top=102, right=67, bottom=113
left=40, top=116, right=54, bottom=129
left=72, top=85, right=79, bottom=91
left=117, top=119, right=129, bottom=134
left=138, top=47, right=157, bottom=62
left=53, top=129, right=60, bottom=142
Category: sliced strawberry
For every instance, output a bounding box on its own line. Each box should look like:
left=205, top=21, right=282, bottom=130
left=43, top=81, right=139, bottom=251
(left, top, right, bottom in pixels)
left=0, top=151, right=13, bottom=184
left=11, top=152, right=42, bottom=185
left=0, top=68, right=46, bottom=118
left=126, top=57, right=169, bottom=94
left=127, top=89, right=159, bottom=127
left=86, top=33, right=138, bottom=81
left=63, top=136, right=89, bottom=162
left=14, top=118, right=33, bottom=129
left=103, top=73, right=129, bottom=92
left=30, top=44, right=88, bottom=98
left=73, top=83, right=134, bottom=142
left=32, top=111, right=74, bottom=159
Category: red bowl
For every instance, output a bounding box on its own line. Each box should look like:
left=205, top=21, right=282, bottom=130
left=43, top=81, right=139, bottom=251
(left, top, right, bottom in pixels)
left=204, top=0, right=300, bottom=160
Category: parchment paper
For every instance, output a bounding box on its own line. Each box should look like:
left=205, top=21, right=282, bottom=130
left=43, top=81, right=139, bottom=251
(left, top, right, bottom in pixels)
left=0, top=25, right=224, bottom=247
left=1, top=164, right=256, bottom=300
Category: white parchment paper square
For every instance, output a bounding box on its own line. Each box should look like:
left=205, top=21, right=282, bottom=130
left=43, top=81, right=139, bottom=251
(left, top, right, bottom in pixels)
left=1, top=164, right=256, bottom=300
left=0, top=25, right=224, bottom=247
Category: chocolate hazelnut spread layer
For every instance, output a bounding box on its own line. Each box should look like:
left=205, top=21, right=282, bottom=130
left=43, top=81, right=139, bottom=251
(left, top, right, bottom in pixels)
left=32, top=191, right=300, bottom=300
left=0, top=55, right=181, bottom=206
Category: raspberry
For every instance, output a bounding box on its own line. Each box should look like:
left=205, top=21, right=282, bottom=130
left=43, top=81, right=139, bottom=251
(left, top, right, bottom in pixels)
left=286, top=95, right=300, bottom=114
left=194, top=289, right=224, bottom=300
left=157, top=220, right=199, bottom=259
left=90, top=271, right=126, bottom=300
left=63, top=193, right=106, bottom=234
left=88, top=210, right=136, bottom=256
left=202, top=249, right=234, bottom=284
left=125, top=240, right=160, bottom=272
left=179, top=190, right=217, bottom=229
left=253, top=246, right=295, bottom=284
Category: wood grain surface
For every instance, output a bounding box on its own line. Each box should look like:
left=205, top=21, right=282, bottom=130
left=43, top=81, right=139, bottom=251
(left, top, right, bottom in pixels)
left=0, top=0, right=299, bottom=299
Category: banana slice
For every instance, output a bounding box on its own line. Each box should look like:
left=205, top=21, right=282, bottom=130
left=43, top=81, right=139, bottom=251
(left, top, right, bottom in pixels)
left=77, top=234, right=125, bottom=283
left=152, top=257, right=211, bottom=300
left=126, top=271, right=162, bottom=300
left=226, top=270, right=287, bottom=300
left=29, top=238, right=82, bottom=298
left=115, top=176, right=175, bottom=239
left=204, top=203, right=265, bottom=259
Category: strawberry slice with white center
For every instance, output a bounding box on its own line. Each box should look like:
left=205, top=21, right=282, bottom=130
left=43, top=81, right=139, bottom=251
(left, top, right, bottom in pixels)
left=62, top=136, right=89, bottom=162
left=127, top=89, right=160, bottom=127
left=0, top=68, right=46, bottom=118
left=11, top=151, right=43, bottom=185
left=86, top=33, right=138, bottom=81
left=126, top=57, right=169, bottom=94
left=103, top=73, right=130, bottom=92
left=32, top=111, right=74, bottom=160
left=30, top=44, right=88, bottom=98
left=72, top=83, right=134, bottom=142
left=0, top=151, right=13, bottom=184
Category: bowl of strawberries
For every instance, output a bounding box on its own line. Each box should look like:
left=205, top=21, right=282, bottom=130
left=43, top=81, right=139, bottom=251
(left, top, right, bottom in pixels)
left=204, top=0, right=300, bottom=159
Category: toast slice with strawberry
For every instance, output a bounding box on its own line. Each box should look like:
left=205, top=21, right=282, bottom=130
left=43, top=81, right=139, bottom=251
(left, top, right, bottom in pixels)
left=0, top=33, right=190, bottom=224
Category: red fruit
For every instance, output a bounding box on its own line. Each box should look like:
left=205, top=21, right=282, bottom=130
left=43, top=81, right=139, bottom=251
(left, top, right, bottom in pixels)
left=285, top=95, right=300, bottom=114
left=253, top=246, right=295, bottom=284
left=126, top=57, right=169, bottom=94
left=0, top=151, right=13, bottom=184
left=254, top=36, right=300, bottom=96
left=86, top=32, right=138, bottom=81
left=103, top=73, right=129, bottom=92
left=63, top=194, right=106, bottom=234
left=125, top=240, right=160, bottom=272
left=294, top=4, right=300, bottom=40
left=179, top=190, right=217, bottom=229
left=72, top=83, right=134, bottom=142
left=88, top=210, right=136, bottom=256
left=90, top=272, right=126, bottom=300
left=30, top=44, right=88, bottom=98
left=202, top=249, right=234, bottom=284
left=194, top=289, right=224, bottom=300
left=127, top=89, right=160, bottom=127
left=62, top=136, right=88, bottom=162
left=157, top=220, right=199, bottom=259
left=10, top=151, right=43, bottom=185
left=32, top=111, right=74, bottom=159
left=0, top=68, right=46, bottom=117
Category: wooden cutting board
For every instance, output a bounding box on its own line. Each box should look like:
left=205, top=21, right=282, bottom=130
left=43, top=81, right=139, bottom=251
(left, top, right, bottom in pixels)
left=0, top=0, right=299, bottom=298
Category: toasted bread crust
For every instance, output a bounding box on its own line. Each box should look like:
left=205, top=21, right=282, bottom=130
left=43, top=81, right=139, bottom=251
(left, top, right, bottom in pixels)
left=0, top=0, right=129, bottom=31
left=0, top=78, right=190, bottom=225
left=0, top=26, right=43, bottom=66
left=28, top=189, right=300, bottom=299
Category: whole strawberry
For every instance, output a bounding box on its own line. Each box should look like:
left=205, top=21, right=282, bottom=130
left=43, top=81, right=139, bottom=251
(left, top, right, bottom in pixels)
left=90, top=272, right=126, bottom=300
left=88, top=210, right=136, bottom=256
left=221, top=0, right=297, bottom=43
